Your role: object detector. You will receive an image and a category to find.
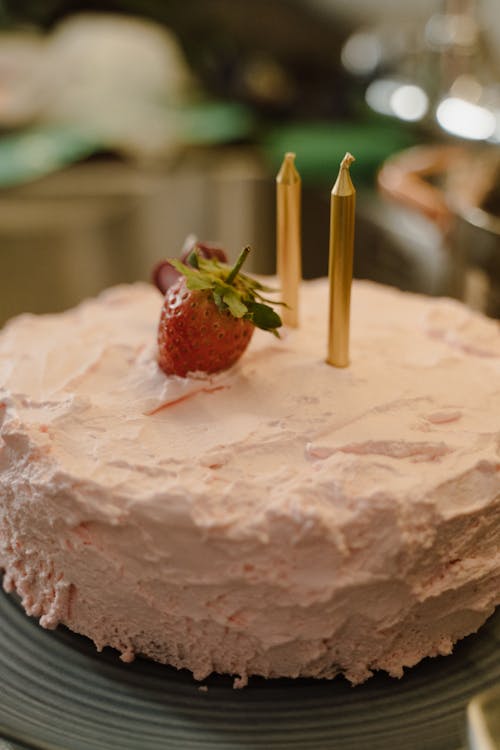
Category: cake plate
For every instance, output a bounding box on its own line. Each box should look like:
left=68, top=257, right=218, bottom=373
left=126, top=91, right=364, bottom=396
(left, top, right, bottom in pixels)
left=0, top=587, right=498, bottom=750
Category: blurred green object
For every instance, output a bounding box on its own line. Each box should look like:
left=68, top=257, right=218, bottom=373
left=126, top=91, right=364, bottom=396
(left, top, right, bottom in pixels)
left=263, top=119, right=418, bottom=185
left=0, top=126, right=100, bottom=187
left=176, top=101, right=254, bottom=144
left=0, top=101, right=253, bottom=188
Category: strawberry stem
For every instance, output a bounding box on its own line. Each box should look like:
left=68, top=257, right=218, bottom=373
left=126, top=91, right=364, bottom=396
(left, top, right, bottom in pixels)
left=225, top=246, right=250, bottom=285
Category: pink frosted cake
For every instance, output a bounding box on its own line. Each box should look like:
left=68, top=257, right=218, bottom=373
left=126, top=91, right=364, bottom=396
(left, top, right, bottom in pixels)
left=0, top=279, right=499, bottom=686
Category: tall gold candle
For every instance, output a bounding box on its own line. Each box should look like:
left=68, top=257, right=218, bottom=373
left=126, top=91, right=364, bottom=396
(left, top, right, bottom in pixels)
left=327, top=152, right=356, bottom=367
left=276, top=152, right=301, bottom=327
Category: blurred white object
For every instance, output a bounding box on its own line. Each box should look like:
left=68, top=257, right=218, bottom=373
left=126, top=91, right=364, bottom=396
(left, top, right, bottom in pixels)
left=341, top=30, right=383, bottom=75
left=365, top=78, right=429, bottom=121
left=43, top=13, right=194, bottom=156
left=436, top=96, right=496, bottom=139
left=467, top=684, right=500, bottom=750
left=0, top=32, right=47, bottom=126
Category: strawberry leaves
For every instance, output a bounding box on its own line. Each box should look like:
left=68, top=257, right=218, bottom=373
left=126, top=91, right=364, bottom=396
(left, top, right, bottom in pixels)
left=169, top=247, right=282, bottom=335
left=222, top=289, right=248, bottom=318
left=246, top=301, right=282, bottom=334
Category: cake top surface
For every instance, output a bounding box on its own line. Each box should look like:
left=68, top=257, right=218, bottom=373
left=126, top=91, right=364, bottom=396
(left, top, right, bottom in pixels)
left=1, top=279, right=499, bottom=533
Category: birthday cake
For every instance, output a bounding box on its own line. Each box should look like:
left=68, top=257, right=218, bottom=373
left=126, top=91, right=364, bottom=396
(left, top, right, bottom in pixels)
left=0, top=278, right=499, bottom=686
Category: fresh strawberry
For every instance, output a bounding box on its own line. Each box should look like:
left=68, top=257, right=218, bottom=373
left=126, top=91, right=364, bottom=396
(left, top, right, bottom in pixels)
left=152, top=260, right=182, bottom=295
left=157, top=247, right=282, bottom=377
left=152, top=238, right=228, bottom=295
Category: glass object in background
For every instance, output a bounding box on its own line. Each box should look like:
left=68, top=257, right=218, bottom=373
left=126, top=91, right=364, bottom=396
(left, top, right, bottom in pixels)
left=342, top=22, right=431, bottom=124
left=343, top=0, right=500, bottom=142
left=348, top=1, right=500, bottom=316
left=378, top=144, right=500, bottom=317
left=427, top=0, right=500, bottom=141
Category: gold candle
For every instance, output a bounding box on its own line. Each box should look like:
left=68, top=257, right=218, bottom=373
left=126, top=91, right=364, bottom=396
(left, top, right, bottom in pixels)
left=327, top=152, right=356, bottom=367
left=276, top=152, right=302, bottom=327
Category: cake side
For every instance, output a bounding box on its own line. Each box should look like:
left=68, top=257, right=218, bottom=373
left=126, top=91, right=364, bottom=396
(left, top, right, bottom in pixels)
left=1, top=279, right=499, bottom=685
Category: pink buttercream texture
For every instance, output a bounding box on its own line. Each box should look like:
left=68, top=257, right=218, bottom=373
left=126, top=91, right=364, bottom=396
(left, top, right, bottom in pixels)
left=0, top=279, right=499, bottom=686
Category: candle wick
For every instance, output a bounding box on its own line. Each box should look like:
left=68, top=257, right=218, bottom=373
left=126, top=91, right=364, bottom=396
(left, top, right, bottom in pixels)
left=341, top=152, right=355, bottom=169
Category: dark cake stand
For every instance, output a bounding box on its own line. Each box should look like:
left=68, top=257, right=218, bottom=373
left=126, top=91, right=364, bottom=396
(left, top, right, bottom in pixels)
left=0, top=586, right=498, bottom=750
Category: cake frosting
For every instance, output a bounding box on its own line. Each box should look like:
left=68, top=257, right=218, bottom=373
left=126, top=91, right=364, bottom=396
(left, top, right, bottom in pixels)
left=0, top=279, right=499, bottom=686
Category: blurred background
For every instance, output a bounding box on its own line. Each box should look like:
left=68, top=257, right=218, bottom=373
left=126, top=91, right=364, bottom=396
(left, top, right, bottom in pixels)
left=0, top=0, right=499, bottom=325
